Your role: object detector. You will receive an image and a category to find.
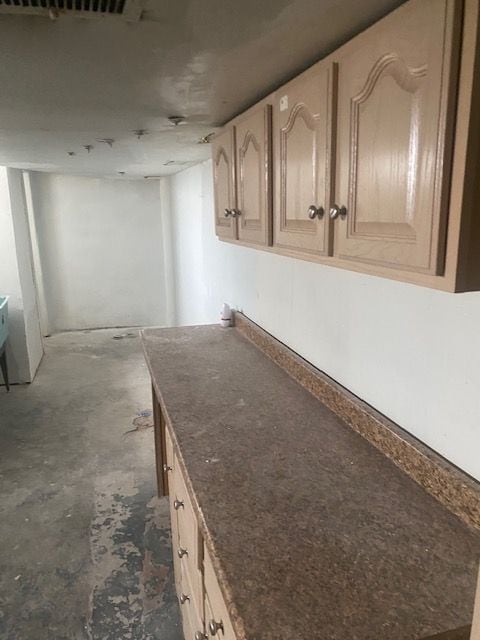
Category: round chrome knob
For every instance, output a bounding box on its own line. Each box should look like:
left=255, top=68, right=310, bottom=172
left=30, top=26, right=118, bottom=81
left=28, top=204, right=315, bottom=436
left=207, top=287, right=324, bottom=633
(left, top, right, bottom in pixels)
left=224, top=208, right=231, bottom=218
left=195, top=632, right=208, bottom=640
left=179, top=593, right=190, bottom=605
left=329, top=204, right=347, bottom=220
left=230, top=208, right=241, bottom=218
left=173, top=499, right=184, bottom=510
left=177, top=547, right=188, bottom=558
left=208, top=619, right=224, bottom=636
left=308, top=205, right=324, bottom=220
left=163, top=463, right=172, bottom=472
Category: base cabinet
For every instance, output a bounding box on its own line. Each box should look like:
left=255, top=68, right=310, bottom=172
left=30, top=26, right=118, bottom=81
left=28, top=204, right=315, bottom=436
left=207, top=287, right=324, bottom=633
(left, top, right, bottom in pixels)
left=204, top=547, right=237, bottom=640
left=164, top=428, right=236, bottom=640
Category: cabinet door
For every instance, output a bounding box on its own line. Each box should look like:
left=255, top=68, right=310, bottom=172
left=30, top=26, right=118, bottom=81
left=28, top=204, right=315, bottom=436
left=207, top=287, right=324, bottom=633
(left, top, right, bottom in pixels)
left=333, top=0, right=459, bottom=274
left=235, top=104, right=272, bottom=245
left=204, top=545, right=236, bottom=640
left=213, top=128, right=237, bottom=239
left=273, top=63, right=333, bottom=255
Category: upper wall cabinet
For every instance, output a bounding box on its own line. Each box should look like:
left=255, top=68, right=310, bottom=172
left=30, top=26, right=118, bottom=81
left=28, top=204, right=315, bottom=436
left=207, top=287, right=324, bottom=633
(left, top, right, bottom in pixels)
left=213, top=128, right=236, bottom=240
left=273, top=63, right=333, bottom=255
left=236, top=104, right=272, bottom=245
left=213, top=0, right=480, bottom=291
left=333, top=0, right=459, bottom=274
left=213, top=103, right=272, bottom=246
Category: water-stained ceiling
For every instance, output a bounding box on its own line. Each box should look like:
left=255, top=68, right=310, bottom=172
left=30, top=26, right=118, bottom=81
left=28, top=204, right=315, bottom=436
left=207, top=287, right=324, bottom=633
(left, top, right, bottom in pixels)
left=0, top=0, right=404, bottom=178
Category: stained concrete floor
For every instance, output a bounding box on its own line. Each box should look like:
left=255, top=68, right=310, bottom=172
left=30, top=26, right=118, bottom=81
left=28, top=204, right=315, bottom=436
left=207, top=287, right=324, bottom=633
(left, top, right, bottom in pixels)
left=0, top=329, right=183, bottom=640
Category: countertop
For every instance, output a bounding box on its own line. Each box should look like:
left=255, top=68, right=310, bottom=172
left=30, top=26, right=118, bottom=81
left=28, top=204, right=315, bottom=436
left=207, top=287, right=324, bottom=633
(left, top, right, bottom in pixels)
left=142, top=323, right=480, bottom=640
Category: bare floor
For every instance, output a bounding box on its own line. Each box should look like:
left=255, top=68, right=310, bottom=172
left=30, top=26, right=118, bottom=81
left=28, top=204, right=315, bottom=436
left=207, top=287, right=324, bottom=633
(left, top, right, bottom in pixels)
left=0, top=329, right=182, bottom=640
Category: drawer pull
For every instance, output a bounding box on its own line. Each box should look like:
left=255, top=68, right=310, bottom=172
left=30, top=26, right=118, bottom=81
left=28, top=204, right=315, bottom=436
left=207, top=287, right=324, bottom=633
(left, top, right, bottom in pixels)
left=308, top=205, right=324, bottom=220
left=208, top=620, right=224, bottom=636
left=195, top=633, right=207, bottom=640
left=173, top=499, right=184, bottom=510
left=329, top=204, right=347, bottom=220
left=179, top=593, right=190, bottom=605
left=177, top=547, right=188, bottom=558
left=163, top=463, right=172, bottom=472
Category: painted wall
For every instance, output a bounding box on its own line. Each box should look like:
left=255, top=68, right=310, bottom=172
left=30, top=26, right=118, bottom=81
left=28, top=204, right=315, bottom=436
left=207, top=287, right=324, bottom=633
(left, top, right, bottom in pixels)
left=168, top=160, right=480, bottom=481
left=0, top=167, right=43, bottom=383
left=29, top=173, right=169, bottom=332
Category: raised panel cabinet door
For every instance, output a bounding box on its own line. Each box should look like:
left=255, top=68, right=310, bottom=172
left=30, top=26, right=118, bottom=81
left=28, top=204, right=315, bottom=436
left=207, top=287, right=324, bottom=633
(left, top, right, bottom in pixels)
left=235, top=104, right=272, bottom=245
left=333, top=0, right=460, bottom=274
left=213, top=128, right=237, bottom=239
left=273, top=62, right=334, bottom=255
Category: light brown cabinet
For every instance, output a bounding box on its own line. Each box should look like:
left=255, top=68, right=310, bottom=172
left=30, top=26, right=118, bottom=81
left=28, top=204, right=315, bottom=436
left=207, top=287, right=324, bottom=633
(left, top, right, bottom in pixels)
left=472, top=569, right=480, bottom=640
left=273, top=62, right=333, bottom=255
left=213, top=103, right=272, bottom=246
left=213, top=128, right=236, bottom=240
left=213, top=0, right=480, bottom=292
left=204, top=545, right=237, bottom=640
left=333, top=0, right=458, bottom=274
left=164, top=427, right=237, bottom=640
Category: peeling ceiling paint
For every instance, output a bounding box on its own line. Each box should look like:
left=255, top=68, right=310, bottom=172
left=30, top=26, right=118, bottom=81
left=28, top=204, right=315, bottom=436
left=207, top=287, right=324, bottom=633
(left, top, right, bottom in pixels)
left=0, top=0, right=404, bottom=178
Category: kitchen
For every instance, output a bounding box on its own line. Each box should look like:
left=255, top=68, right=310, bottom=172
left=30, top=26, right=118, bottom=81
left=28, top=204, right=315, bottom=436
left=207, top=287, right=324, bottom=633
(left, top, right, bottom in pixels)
left=0, top=0, right=479, bottom=639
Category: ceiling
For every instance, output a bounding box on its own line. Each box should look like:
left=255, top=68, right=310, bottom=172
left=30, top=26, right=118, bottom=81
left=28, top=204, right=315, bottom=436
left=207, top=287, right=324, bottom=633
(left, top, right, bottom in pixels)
left=0, top=0, right=404, bottom=179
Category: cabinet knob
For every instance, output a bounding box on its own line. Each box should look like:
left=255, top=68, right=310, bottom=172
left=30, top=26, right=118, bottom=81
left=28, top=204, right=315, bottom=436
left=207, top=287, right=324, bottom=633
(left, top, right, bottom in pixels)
left=208, top=619, right=224, bottom=636
left=329, top=204, right=347, bottom=220
left=230, top=208, right=241, bottom=218
left=308, top=205, right=324, bottom=220
left=163, top=463, right=172, bottom=472
left=224, top=208, right=231, bottom=218
left=177, top=547, right=188, bottom=558
left=173, top=499, right=184, bottom=510
left=179, top=593, right=190, bottom=605
left=195, top=632, right=208, bottom=640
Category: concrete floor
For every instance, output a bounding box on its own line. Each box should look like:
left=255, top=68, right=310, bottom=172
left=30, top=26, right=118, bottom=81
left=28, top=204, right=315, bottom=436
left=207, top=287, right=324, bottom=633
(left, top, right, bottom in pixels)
left=0, top=329, right=182, bottom=640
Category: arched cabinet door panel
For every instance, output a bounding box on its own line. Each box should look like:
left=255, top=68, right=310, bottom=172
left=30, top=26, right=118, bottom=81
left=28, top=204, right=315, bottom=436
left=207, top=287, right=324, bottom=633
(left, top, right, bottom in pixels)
left=213, top=129, right=236, bottom=240
left=273, top=61, right=334, bottom=256
left=333, top=0, right=460, bottom=274
left=235, top=104, right=272, bottom=246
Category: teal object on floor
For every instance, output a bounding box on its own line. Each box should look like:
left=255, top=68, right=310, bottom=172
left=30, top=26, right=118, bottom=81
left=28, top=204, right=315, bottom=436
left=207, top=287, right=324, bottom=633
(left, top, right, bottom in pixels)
left=0, top=296, right=8, bottom=349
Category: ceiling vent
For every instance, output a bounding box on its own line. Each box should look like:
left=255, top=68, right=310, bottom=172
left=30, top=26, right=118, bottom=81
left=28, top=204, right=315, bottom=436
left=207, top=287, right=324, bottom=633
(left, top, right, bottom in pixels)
left=0, top=0, right=144, bottom=21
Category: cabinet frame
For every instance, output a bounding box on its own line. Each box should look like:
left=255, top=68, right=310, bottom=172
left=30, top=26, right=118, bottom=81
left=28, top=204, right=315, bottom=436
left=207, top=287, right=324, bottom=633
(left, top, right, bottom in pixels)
left=213, top=0, right=480, bottom=292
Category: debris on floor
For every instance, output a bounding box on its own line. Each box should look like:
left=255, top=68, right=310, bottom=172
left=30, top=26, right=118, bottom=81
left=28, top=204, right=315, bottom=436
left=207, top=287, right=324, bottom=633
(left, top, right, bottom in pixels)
left=124, top=413, right=154, bottom=437
left=0, top=328, right=181, bottom=640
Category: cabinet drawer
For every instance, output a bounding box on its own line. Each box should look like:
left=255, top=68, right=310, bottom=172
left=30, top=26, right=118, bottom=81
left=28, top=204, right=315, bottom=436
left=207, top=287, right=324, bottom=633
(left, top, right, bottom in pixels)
left=204, top=546, right=236, bottom=640
left=178, top=561, right=205, bottom=640
left=180, top=589, right=204, bottom=640
left=173, top=462, right=203, bottom=615
left=165, top=426, right=174, bottom=473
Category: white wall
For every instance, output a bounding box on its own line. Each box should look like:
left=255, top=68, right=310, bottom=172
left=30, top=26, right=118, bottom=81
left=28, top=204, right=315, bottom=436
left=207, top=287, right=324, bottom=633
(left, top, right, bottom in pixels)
left=169, top=160, right=480, bottom=481
left=30, top=173, right=170, bottom=332
left=0, top=167, right=43, bottom=383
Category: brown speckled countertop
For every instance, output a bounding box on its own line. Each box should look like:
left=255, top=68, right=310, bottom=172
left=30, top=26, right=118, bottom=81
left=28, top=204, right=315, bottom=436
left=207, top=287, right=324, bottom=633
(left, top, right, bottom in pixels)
left=142, top=323, right=480, bottom=640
